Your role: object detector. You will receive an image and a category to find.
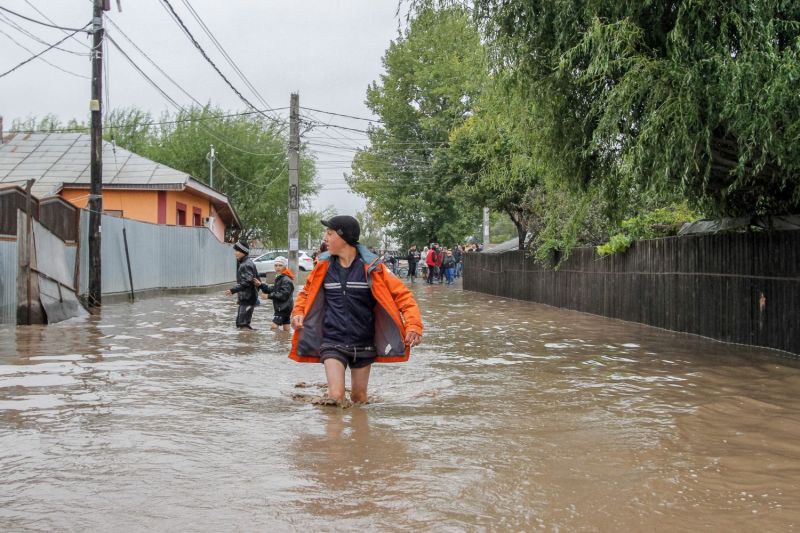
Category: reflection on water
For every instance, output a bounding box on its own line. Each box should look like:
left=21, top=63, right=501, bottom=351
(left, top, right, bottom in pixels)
left=1, top=283, right=799, bottom=531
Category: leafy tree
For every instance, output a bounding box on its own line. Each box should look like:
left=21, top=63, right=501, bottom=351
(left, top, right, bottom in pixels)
left=348, top=7, right=487, bottom=246
left=446, top=76, right=544, bottom=249
left=355, top=208, right=386, bottom=250
left=476, top=0, right=800, bottom=217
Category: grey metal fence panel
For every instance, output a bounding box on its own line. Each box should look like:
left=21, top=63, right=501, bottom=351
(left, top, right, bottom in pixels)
left=78, top=210, right=234, bottom=296
left=0, top=241, right=18, bottom=323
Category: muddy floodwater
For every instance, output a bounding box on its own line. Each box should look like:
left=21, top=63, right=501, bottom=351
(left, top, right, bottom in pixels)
left=2, top=281, right=799, bottom=531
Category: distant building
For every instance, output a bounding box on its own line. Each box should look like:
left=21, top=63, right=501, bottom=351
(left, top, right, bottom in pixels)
left=0, top=132, right=240, bottom=241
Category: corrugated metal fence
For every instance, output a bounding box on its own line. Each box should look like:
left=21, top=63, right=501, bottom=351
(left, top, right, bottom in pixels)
left=0, top=240, right=18, bottom=323
left=0, top=211, right=234, bottom=323
left=463, top=230, right=800, bottom=356
left=77, top=211, right=233, bottom=296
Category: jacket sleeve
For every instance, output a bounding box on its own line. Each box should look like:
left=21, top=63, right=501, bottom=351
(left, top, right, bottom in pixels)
left=380, top=267, right=423, bottom=336
left=291, top=262, right=322, bottom=318
left=230, top=263, right=255, bottom=293
left=269, top=278, right=294, bottom=303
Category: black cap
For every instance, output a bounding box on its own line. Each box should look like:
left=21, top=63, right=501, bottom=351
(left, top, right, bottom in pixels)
left=321, top=215, right=360, bottom=246
left=233, top=240, right=250, bottom=254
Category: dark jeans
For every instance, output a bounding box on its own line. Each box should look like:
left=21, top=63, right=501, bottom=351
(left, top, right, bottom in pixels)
left=407, top=262, right=417, bottom=279
left=236, top=302, right=255, bottom=328
left=427, top=266, right=436, bottom=284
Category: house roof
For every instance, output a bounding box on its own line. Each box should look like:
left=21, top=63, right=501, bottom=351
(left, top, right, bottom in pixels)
left=0, top=132, right=240, bottom=228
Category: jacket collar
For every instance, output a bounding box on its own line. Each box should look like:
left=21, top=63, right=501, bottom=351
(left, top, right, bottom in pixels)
left=318, top=244, right=381, bottom=273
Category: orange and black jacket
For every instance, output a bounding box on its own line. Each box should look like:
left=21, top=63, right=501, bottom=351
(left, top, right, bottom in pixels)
left=289, top=245, right=423, bottom=363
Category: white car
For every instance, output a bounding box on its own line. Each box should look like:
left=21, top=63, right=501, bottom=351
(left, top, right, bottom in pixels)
left=253, top=250, right=314, bottom=276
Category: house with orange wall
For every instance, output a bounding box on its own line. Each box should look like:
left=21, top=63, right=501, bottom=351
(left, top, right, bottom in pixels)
left=0, top=132, right=240, bottom=241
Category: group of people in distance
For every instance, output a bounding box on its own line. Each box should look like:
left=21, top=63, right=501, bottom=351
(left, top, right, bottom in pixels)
left=225, top=215, right=424, bottom=406
left=408, top=243, right=466, bottom=285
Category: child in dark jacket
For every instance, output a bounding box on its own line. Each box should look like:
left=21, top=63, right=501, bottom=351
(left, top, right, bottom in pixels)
left=442, top=249, right=457, bottom=285
left=254, top=256, right=295, bottom=331
left=225, top=240, right=259, bottom=329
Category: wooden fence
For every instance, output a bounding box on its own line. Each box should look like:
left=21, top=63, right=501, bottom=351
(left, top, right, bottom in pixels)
left=463, top=230, right=800, bottom=356
left=0, top=187, right=79, bottom=242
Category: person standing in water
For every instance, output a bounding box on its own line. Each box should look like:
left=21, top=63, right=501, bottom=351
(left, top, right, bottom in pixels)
left=225, top=240, right=259, bottom=330
left=289, top=215, right=423, bottom=404
left=254, top=256, right=294, bottom=331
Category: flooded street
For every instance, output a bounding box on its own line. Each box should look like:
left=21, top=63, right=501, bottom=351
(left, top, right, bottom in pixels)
left=2, top=281, right=799, bottom=531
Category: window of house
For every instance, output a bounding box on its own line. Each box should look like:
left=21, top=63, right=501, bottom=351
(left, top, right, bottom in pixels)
left=193, top=207, right=202, bottom=226
left=176, top=202, right=187, bottom=226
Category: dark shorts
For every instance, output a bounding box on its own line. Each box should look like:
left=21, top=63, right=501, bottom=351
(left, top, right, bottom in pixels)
left=319, top=345, right=377, bottom=369
left=272, top=314, right=291, bottom=326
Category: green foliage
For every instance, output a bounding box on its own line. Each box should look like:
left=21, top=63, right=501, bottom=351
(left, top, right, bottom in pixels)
left=355, top=209, right=386, bottom=250
left=596, top=203, right=698, bottom=256
left=596, top=233, right=634, bottom=256
left=348, top=6, right=486, bottom=245
left=476, top=0, right=800, bottom=217
left=105, top=106, right=317, bottom=245
left=447, top=74, right=544, bottom=249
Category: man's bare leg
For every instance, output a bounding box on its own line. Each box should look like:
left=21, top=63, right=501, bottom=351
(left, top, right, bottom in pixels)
left=323, top=359, right=347, bottom=402
left=350, top=365, right=372, bottom=403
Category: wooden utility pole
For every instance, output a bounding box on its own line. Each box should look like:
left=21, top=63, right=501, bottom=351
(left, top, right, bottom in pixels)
left=87, top=0, right=106, bottom=307
left=287, top=93, right=300, bottom=273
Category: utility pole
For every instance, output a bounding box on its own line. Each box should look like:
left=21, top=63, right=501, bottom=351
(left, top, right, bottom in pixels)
left=287, top=93, right=300, bottom=273
left=483, top=207, right=490, bottom=249
left=87, top=0, right=106, bottom=308
left=206, top=144, right=216, bottom=188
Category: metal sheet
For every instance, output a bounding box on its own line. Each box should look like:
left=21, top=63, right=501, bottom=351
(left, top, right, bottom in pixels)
left=78, top=211, right=234, bottom=297
left=0, top=240, right=18, bottom=324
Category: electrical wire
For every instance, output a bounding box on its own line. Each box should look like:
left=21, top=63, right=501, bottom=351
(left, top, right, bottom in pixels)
left=104, top=16, right=204, bottom=108
left=215, top=156, right=288, bottom=192
left=0, top=24, right=89, bottom=79
left=0, top=6, right=91, bottom=33
left=300, top=106, right=382, bottom=123
left=105, top=32, right=287, bottom=157
left=0, top=25, right=89, bottom=79
left=158, top=0, right=285, bottom=128
left=0, top=12, right=89, bottom=55
left=11, top=107, right=292, bottom=135
left=177, top=0, right=281, bottom=122
left=24, top=0, right=91, bottom=49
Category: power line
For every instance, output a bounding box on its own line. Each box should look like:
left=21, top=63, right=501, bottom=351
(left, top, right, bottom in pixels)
left=105, top=32, right=288, bottom=158
left=177, top=0, right=281, bottom=122
left=300, top=106, right=383, bottom=123
left=158, top=0, right=285, bottom=127
left=0, top=25, right=89, bottom=79
left=10, top=106, right=292, bottom=134
left=104, top=17, right=204, bottom=107
left=23, top=0, right=91, bottom=49
left=0, top=6, right=90, bottom=33
left=0, top=12, right=89, bottom=56
left=215, top=156, right=288, bottom=192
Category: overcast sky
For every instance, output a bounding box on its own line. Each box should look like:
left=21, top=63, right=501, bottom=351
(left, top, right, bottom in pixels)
left=0, top=0, right=405, bottom=214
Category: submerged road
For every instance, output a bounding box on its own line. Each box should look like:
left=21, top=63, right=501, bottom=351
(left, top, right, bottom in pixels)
left=1, top=279, right=799, bottom=531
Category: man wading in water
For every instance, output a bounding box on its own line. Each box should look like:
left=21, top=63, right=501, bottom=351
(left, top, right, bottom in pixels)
left=289, top=215, right=423, bottom=405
